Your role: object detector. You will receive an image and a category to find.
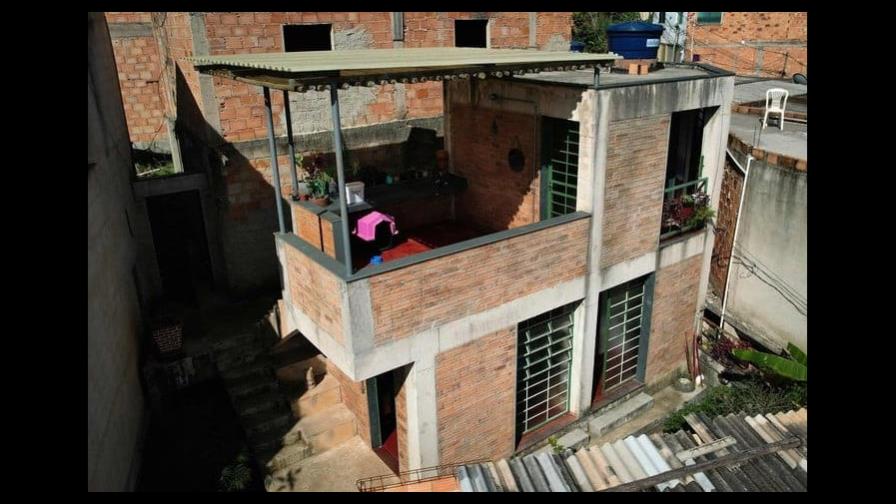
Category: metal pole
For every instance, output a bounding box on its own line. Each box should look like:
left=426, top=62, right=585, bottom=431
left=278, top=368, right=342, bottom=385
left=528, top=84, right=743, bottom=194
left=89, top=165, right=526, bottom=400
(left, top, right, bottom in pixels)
left=282, top=90, right=300, bottom=198
left=329, top=83, right=354, bottom=276
left=719, top=153, right=753, bottom=335
left=262, top=87, right=286, bottom=234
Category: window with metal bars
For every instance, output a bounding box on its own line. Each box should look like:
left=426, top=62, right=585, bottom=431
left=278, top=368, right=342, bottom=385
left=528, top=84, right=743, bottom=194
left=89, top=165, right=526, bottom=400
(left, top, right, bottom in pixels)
left=540, top=117, right=580, bottom=220
left=515, top=301, right=579, bottom=436
left=598, top=275, right=653, bottom=392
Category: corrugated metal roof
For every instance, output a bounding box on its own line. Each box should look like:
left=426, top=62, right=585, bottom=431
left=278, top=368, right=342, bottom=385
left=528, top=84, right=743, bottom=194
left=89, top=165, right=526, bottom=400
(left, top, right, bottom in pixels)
left=187, top=48, right=620, bottom=91
left=457, top=408, right=807, bottom=492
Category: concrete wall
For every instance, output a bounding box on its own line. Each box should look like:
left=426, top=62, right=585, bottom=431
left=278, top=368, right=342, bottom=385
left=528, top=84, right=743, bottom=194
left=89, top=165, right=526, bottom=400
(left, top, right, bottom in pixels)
left=88, top=12, right=146, bottom=492
left=686, top=12, right=808, bottom=77
left=722, top=154, right=807, bottom=352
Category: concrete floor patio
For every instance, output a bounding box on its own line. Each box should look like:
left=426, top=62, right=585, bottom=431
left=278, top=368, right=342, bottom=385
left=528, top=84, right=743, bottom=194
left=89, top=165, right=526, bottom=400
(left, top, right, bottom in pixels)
left=265, top=435, right=393, bottom=492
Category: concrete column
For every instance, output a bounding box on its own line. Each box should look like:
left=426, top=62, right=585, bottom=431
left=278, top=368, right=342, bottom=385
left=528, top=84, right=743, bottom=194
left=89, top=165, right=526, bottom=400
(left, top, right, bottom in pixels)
left=576, top=89, right=611, bottom=411
left=528, top=13, right=537, bottom=48
left=695, top=78, right=735, bottom=329
left=403, top=356, right=440, bottom=469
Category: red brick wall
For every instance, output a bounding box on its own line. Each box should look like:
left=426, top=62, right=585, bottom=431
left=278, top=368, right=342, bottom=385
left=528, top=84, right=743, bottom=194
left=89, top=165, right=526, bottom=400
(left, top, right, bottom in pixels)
left=284, top=244, right=345, bottom=344
left=536, top=12, right=573, bottom=50
left=601, top=114, right=670, bottom=268
left=109, top=28, right=166, bottom=144
left=368, top=218, right=589, bottom=344
left=686, top=12, right=807, bottom=77
left=326, top=360, right=371, bottom=446
left=645, top=255, right=703, bottom=385
left=709, top=157, right=744, bottom=298
left=436, top=327, right=517, bottom=464
left=450, top=104, right=540, bottom=232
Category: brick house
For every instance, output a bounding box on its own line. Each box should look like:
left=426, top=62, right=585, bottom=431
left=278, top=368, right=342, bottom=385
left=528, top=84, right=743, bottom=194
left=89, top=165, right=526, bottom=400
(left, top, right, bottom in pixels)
left=105, top=12, right=574, bottom=299
left=188, top=44, right=735, bottom=480
left=684, top=12, right=807, bottom=77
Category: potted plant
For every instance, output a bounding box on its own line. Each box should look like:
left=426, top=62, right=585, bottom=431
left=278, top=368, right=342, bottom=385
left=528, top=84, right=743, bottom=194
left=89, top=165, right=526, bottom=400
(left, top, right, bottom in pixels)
left=294, top=152, right=310, bottom=200
left=305, top=153, right=333, bottom=207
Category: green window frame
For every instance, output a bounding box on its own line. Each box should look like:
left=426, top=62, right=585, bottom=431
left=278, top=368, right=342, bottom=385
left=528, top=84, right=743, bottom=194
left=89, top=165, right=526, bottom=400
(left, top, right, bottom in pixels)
left=540, top=117, right=580, bottom=220
left=696, top=12, right=723, bottom=24
left=597, top=275, right=654, bottom=392
left=516, top=301, right=579, bottom=435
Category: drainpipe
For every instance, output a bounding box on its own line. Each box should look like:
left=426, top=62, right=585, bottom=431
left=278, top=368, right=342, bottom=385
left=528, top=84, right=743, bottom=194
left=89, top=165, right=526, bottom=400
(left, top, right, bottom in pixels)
left=718, top=149, right=753, bottom=336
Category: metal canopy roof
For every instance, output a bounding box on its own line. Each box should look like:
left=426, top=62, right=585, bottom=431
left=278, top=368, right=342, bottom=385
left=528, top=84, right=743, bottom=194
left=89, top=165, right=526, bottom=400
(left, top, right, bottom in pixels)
left=188, top=47, right=621, bottom=92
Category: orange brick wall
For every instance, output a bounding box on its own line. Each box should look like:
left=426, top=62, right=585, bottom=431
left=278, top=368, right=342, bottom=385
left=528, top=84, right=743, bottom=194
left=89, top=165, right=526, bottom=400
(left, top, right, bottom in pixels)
left=450, top=104, right=540, bottom=232
left=326, top=360, right=371, bottom=446
left=536, top=12, right=573, bottom=50
left=645, top=255, right=703, bottom=385
left=601, top=114, right=670, bottom=268
left=436, top=327, right=517, bottom=464
left=686, top=12, right=807, bottom=77
left=109, top=28, right=166, bottom=144
left=284, top=244, right=344, bottom=344
left=368, top=218, right=589, bottom=345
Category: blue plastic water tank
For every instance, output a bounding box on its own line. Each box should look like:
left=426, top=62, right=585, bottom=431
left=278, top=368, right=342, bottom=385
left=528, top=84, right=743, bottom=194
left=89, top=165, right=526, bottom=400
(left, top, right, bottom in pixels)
left=606, top=22, right=664, bottom=59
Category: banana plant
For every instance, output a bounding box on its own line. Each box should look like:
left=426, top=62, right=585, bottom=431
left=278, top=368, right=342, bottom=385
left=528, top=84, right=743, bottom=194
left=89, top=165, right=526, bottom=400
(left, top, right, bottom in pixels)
left=732, top=342, right=807, bottom=382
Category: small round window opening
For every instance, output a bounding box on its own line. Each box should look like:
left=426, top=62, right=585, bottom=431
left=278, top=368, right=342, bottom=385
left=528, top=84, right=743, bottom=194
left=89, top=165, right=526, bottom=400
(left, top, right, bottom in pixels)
left=508, top=148, right=525, bottom=172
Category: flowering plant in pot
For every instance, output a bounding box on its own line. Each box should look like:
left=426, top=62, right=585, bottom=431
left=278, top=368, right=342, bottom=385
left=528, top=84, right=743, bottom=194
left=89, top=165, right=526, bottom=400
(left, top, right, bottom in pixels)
left=663, top=189, right=714, bottom=232
left=304, top=153, right=333, bottom=207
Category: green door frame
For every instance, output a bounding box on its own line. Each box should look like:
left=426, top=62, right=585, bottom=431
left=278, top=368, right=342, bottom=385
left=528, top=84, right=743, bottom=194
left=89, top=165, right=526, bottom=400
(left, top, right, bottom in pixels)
left=594, top=273, right=656, bottom=396
left=540, top=116, right=579, bottom=220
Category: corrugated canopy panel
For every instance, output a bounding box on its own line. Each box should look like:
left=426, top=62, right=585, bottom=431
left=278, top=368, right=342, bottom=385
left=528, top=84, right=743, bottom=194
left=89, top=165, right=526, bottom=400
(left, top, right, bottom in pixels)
left=188, top=47, right=621, bottom=91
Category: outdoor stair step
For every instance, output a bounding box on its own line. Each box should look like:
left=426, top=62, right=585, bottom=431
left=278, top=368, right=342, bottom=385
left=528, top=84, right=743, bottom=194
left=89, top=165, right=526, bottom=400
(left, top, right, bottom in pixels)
left=264, top=440, right=314, bottom=473
left=587, top=392, right=655, bottom=439
left=219, top=358, right=274, bottom=382
left=249, top=428, right=292, bottom=457
left=295, top=374, right=343, bottom=417
left=215, top=344, right=268, bottom=370
left=288, top=403, right=357, bottom=454
left=244, top=410, right=295, bottom=439
left=227, top=372, right=281, bottom=400
left=209, top=331, right=260, bottom=352
left=235, top=390, right=289, bottom=418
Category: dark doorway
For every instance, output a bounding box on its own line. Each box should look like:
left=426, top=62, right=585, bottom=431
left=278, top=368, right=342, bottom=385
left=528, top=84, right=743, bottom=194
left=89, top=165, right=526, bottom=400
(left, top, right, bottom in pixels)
left=455, top=19, right=488, bottom=48
left=283, top=24, right=332, bottom=52
left=665, top=109, right=706, bottom=188
left=146, top=190, right=213, bottom=307
left=367, top=367, right=405, bottom=474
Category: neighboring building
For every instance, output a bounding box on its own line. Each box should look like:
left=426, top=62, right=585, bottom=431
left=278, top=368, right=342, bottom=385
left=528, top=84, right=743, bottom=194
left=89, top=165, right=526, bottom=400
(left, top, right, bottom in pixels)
left=189, top=47, right=735, bottom=476
left=708, top=80, right=807, bottom=353
left=684, top=12, right=807, bottom=78
left=88, top=11, right=149, bottom=491
left=105, top=12, right=574, bottom=298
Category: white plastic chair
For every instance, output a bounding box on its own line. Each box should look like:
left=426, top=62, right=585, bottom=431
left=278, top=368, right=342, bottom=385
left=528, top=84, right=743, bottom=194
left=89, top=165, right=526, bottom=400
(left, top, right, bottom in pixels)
left=763, top=88, right=789, bottom=131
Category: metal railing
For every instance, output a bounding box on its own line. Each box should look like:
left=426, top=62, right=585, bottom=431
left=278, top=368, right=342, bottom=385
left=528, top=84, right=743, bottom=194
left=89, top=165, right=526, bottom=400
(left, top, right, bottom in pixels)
left=660, top=177, right=709, bottom=240
left=356, top=459, right=487, bottom=492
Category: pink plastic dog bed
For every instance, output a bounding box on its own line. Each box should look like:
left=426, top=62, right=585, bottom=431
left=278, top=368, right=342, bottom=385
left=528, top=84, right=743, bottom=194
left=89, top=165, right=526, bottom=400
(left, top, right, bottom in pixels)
left=353, top=211, right=399, bottom=242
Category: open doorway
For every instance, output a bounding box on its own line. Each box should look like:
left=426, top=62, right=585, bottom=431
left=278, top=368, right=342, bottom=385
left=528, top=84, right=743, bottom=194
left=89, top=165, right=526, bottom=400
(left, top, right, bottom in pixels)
left=367, top=366, right=407, bottom=474
left=146, top=190, right=213, bottom=307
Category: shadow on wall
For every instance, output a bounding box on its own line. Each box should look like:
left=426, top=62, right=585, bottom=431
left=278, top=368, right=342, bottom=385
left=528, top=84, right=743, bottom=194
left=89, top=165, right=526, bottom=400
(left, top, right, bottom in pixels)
left=172, top=65, right=442, bottom=296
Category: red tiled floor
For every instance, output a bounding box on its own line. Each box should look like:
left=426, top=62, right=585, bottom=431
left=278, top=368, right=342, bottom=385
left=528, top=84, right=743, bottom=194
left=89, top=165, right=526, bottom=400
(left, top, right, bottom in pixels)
left=353, top=221, right=488, bottom=269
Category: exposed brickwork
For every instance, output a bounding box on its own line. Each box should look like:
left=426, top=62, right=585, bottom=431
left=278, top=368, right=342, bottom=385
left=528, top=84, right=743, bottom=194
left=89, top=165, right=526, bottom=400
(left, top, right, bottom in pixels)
left=436, top=328, right=517, bottom=464
left=284, top=244, right=344, bottom=344
left=536, top=12, right=572, bottom=50
left=109, top=30, right=166, bottom=143
left=368, top=218, right=589, bottom=344
left=378, top=196, right=452, bottom=232
left=450, top=104, right=539, bottom=231
left=709, top=157, right=744, bottom=298
left=645, top=255, right=703, bottom=386
left=326, top=360, right=371, bottom=446
left=686, top=12, right=807, bottom=77
left=601, top=114, right=670, bottom=268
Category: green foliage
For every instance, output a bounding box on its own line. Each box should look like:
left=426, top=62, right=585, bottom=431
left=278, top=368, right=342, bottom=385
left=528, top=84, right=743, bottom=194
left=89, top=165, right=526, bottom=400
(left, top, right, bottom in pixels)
left=663, top=378, right=807, bottom=433
left=218, top=449, right=253, bottom=492
left=732, top=345, right=807, bottom=382
left=547, top=435, right=566, bottom=455
left=787, top=343, right=807, bottom=367
left=686, top=204, right=716, bottom=228
left=572, top=12, right=643, bottom=53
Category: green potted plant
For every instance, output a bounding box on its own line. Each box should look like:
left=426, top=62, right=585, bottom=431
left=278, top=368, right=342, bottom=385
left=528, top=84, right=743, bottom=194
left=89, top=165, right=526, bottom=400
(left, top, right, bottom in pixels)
left=294, top=152, right=310, bottom=200
left=305, top=153, right=333, bottom=207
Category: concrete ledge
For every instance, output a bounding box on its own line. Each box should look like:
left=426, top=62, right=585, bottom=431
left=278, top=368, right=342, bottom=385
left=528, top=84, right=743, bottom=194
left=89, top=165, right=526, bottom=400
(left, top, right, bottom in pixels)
left=133, top=172, right=208, bottom=198
left=587, top=392, right=655, bottom=439
left=108, top=22, right=153, bottom=39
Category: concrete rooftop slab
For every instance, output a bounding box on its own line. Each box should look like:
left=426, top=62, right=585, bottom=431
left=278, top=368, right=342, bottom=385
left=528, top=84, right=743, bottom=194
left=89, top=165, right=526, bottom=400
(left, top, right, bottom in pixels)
left=729, top=112, right=807, bottom=161
left=733, top=80, right=807, bottom=105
